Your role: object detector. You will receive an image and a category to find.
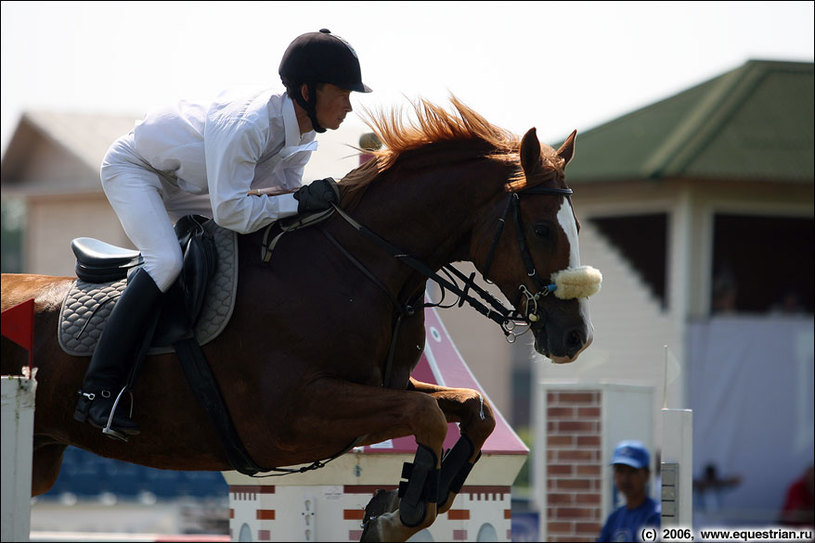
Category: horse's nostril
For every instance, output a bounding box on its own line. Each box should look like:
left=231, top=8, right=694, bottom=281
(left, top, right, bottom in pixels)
left=567, top=329, right=584, bottom=350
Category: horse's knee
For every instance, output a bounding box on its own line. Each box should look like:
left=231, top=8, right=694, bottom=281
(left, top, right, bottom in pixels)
left=412, top=394, right=448, bottom=449
left=461, top=393, right=496, bottom=445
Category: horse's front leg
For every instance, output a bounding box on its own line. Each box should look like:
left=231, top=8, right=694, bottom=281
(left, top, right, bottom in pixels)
left=292, top=377, right=448, bottom=542
left=408, top=377, right=497, bottom=514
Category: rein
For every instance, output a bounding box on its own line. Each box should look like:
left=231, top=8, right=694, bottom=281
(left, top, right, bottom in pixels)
left=328, top=204, right=514, bottom=328
left=327, top=184, right=575, bottom=343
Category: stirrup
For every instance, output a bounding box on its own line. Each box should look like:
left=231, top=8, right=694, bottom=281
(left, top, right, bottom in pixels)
left=102, top=386, right=133, bottom=442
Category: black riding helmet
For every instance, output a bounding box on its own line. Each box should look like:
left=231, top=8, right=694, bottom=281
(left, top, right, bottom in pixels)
left=279, top=29, right=372, bottom=133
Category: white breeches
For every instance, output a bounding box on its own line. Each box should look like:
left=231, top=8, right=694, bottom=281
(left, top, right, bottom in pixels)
left=100, top=134, right=211, bottom=293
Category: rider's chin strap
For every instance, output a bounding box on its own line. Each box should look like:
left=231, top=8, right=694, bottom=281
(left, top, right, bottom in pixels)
left=290, top=83, right=325, bottom=134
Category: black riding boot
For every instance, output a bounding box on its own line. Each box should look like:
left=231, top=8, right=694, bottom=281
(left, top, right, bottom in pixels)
left=73, top=267, right=163, bottom=441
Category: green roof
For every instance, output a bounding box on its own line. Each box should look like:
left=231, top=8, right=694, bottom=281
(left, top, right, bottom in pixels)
left=559, top=60, right=814, bottom=183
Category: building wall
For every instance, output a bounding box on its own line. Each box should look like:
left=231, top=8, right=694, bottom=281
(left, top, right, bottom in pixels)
left=16, top=136, right=93, bottom=191
left=228, top=483, right=513, bottom=542
left=538, top=177, right=815, bottom=416
left=26, top=192, right=129, bottom=276
left=224, top=450, right=523, bottom=542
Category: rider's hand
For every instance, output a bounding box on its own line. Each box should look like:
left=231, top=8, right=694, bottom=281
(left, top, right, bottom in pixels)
left=293, top=178, right=340, bottom=213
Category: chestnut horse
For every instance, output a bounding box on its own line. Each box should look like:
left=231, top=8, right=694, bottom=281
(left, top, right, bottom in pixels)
left=1, top=97, right=597, bottom=541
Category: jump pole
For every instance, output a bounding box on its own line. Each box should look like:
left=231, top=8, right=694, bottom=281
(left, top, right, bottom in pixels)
left=1, top=375, right=37, bottom=542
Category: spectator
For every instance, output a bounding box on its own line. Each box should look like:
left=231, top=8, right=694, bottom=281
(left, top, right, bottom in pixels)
left=598, top=441, right=661, bottom=542
left=780, top=464, right=815, bottom=527
left=693, top=463, right=742, bottom=515
left=770, top=288, right=806, bottom=315
left=711, top=264, right=738, bottom=314
left=359, top=132, right=382, bottom=165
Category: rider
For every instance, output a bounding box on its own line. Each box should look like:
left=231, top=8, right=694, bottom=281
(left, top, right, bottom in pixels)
left=73, top=29, right=372, bottom=440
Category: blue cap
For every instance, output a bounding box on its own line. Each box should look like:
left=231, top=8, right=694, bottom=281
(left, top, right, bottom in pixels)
left=611, top=440, right=650, bottom=470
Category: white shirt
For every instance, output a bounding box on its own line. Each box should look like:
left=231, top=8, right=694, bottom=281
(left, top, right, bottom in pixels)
left=132, top=88, right=317, bottom=233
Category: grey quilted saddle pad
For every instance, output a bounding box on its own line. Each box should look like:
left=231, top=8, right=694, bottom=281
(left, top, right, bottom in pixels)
left=58, top=220, right=238, bottom=357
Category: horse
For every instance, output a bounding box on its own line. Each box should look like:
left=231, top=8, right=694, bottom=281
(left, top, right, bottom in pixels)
left=1, top=97, right=599, bottom=542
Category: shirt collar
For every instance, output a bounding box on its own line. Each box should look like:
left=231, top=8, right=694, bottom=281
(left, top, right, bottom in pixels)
left=282, top=93, right=311, bottom=146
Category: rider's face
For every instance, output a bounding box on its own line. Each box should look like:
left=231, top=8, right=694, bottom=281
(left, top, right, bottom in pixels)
left=313, top=83, right=352, bottom=130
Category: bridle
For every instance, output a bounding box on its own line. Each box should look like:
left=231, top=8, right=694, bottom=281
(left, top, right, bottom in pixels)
left=481, top=185, right=575, bottom=331
left=325, top=184, right=575, bottom=343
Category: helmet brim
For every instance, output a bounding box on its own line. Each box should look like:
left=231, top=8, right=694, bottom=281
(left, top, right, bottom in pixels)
left=349, top=82, right=373, bottom=93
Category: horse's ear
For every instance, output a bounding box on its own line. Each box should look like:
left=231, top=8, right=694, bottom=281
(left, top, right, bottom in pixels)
left=520, top=127, right=542, bottom=175
left=557, top=130, right=577, bottom=167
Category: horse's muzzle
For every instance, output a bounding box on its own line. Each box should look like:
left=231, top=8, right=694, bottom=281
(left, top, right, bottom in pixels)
left=533, top=318, right=593, bottom=364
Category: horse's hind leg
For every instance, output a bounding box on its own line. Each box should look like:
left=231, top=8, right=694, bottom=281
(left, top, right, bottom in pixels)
left=31, top=442, right=67, bottom=496
left=407, top=378, right=496, bottom=514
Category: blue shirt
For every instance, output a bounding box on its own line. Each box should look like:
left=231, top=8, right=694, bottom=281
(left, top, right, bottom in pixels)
left=598, top=497, right=661, bottom=542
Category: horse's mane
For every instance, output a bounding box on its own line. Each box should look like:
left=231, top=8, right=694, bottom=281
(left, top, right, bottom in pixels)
left=340, top=96, right=530, bottom=207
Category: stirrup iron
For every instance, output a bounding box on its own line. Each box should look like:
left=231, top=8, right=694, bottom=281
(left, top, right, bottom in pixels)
left=102, top=386, right=133, bottom=442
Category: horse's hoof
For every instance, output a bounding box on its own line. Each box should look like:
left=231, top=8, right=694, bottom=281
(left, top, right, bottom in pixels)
left=362, top=489, right=399, bottom=525
left=359, top=518, right=383, bottom=543
left=360, top=489, right=399, bottom=541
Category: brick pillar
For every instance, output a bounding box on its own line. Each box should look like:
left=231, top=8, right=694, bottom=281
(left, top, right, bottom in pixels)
left=545, top=390, right=603, bottom=542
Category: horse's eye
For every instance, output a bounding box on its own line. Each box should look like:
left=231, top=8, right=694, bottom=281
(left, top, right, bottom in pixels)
left=534, top=223, right=551, bottom=239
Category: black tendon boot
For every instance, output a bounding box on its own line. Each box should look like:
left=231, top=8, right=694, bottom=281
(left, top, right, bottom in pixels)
left=73, top=267, right=163, bottom=440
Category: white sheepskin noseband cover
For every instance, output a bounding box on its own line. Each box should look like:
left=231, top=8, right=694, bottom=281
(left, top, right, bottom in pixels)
left=550, top=266, right=603, bottom=299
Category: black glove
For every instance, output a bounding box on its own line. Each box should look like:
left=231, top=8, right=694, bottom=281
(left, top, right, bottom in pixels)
left=293, top=177, right=340, bottom=213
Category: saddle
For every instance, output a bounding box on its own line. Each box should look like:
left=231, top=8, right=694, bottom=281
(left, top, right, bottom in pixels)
left=70, top=214, right=217, bottom=347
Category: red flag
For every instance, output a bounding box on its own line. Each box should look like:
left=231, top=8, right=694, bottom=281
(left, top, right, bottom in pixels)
left=1, top=298, right=34, bottom=369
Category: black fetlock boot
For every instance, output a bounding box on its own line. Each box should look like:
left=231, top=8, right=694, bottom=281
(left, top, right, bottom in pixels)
left=73, top=268, right=163, bottom=441
left=397, top=443, right=439, bottom=527
left=438, top=434, right=481, bottom=509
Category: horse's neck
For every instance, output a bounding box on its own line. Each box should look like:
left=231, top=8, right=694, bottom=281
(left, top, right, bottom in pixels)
left=353, top=158, right=509, bottom=279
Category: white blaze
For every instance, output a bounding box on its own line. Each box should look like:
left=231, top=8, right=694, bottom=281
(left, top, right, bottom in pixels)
left=556, top=198, right=594, bottom=358
left=556, top=199, right=581, bottom=268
